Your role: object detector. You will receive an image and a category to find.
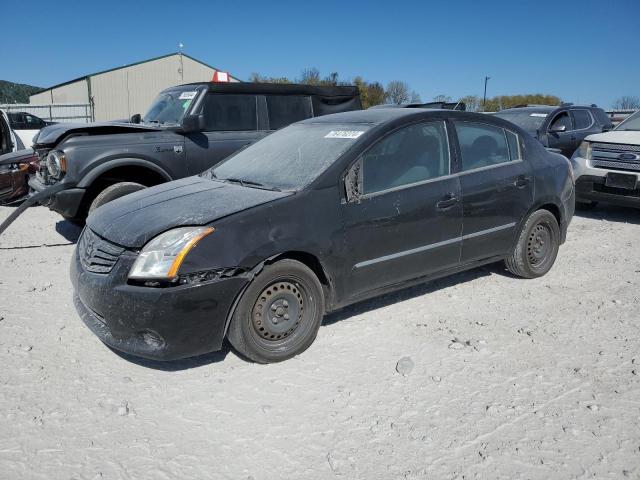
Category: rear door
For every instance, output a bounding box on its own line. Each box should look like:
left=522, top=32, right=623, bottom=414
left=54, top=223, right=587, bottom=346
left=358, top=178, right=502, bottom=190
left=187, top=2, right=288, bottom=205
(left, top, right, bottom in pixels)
left=341, top=120, right=462, bottom=299
left=453, top=121, right=533, bottom=263
left=184, top=93, right=268, bottom=174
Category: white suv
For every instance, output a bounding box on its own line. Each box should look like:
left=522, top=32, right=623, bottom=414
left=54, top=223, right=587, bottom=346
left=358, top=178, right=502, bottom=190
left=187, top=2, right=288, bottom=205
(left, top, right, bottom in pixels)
left=571, top=110, right=640, bottom=209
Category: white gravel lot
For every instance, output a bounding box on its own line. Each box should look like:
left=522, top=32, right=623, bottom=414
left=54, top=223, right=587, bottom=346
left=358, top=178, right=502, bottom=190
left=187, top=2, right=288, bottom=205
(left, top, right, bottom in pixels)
left=0, top=204, right=639, bottom=480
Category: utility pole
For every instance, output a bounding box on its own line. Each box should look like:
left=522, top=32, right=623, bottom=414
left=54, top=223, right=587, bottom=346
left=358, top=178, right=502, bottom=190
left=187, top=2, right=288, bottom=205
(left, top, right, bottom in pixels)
left=178, top=42, right=184, bottom=81
left=483, top=76, right=491, bottom=112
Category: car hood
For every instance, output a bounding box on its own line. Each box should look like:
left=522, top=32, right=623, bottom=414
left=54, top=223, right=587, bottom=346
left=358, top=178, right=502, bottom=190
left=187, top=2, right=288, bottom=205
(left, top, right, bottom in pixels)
left=87, top=176, right=292, bottom=248
left=585, top=130, right=640, bottom=146
left=35, top=122, right=162, bottom=147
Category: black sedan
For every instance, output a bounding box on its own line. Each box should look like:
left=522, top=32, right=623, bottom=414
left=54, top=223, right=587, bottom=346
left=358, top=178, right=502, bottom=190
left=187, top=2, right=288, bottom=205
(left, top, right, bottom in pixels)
left=72, top=108, right=575, bottom=363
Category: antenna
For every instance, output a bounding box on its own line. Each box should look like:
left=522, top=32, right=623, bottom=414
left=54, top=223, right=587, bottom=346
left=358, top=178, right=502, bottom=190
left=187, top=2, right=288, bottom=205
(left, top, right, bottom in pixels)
left=178, top=42, right=184, bottom=80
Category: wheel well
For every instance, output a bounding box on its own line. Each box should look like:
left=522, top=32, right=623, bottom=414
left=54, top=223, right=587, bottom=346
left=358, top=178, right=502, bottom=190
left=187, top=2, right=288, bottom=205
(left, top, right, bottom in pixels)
left=267, top=251, right=332, bottom=305
left=89, top=166, right=167, bottom=190
left=537, top=203, right=561, bottom=226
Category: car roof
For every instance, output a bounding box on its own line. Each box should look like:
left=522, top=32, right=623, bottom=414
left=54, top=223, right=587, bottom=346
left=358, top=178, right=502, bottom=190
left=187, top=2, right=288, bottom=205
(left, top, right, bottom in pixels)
left=172, top=81, right=360, bottom=97
left=498, top=106, right=558, bottom=114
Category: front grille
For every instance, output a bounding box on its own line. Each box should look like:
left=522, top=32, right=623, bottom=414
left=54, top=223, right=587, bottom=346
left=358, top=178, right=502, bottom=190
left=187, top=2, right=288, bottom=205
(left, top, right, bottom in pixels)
left=78, top=228, right=124, bottom=274
left=591, top=142, right=640, bottom=173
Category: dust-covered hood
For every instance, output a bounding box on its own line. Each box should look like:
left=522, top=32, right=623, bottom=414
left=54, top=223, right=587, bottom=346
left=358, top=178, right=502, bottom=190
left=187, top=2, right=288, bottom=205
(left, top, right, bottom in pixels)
left=86, top=176, right=291, bottom=248
left=585, top=130, right=640, bottom=146
left=34, top=122, right=162, bottom=147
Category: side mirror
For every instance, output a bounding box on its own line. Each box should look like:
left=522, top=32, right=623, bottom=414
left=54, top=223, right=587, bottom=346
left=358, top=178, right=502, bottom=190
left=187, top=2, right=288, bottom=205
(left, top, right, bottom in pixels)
left=181, top=114, right=206, bottom=134
left=130, top=113, right=141, bottom=124
left=549, top=125, right=566, bottom=133
left=344, top=159, right=363, bottom=203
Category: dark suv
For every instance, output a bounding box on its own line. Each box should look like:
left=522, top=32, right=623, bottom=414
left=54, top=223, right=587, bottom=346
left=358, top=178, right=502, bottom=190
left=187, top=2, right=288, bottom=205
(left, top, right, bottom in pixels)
left=495, top=104, right=613, bottom=157
left=29, top=82, right=361, bottom=222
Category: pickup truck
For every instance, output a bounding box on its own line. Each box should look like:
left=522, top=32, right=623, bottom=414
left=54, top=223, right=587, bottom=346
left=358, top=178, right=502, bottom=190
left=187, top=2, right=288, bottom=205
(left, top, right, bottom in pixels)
left=29, top=82, right=362, bottom=222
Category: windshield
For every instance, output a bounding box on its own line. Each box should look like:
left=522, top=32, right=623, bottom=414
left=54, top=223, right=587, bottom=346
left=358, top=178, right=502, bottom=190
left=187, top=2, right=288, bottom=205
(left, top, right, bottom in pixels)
left=494, top=111, right=549, bottom=134
left=205, top=123, right=370, bottom=190
left=142, top=86, right=200, bottom=125
left=615, top=110, right=640, bottom=131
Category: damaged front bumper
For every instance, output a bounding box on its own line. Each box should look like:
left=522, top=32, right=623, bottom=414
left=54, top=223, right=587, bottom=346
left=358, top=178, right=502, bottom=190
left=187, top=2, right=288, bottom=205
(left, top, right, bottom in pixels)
left=29, top=176, right=85, bottom=218
left=71, top=242, right=249, bottom=360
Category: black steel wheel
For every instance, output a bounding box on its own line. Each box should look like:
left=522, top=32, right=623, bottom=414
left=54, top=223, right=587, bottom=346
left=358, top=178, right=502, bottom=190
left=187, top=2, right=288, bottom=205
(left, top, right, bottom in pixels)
left=227, top=259, right=325, bottom=363
left=505, top=209, right=560, bottom=278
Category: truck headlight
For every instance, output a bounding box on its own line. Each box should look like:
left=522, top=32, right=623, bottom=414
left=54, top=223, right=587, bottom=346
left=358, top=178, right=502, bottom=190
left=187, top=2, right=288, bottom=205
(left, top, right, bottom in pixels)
left=128, top=227, right=214, bottom=280
left=46, top=150, right=66, bottom=178
left=577, top=141, right=592, bottom=160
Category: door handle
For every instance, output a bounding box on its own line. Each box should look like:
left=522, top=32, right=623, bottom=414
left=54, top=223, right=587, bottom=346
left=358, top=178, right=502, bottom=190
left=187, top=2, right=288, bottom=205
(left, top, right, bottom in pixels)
left=436, top=193, right=459, bottom=210
left=514, top=176, right=530, bottom=188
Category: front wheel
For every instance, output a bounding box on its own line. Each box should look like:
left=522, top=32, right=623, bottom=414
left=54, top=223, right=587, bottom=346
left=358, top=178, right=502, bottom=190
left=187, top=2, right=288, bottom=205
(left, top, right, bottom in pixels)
left=88, top=182, right=146, bottom=215
left=505, top=209, right=560, bottom=279
left=227, top=259, right=325, bottom=363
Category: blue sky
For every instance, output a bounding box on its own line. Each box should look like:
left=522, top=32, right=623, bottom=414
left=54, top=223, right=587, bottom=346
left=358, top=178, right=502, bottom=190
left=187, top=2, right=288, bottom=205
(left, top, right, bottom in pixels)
left=2, top=0, right=639, bottom=108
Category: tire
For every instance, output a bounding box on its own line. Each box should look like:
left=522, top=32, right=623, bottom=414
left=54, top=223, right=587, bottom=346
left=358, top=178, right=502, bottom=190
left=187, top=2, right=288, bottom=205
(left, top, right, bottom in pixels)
left=505, top=209, right=560, bottom=279
left=227, top=259, right=325, bottom=363
left=88, top=182, right=146, bottom=215
left=575, top=200, right=598, bottom=210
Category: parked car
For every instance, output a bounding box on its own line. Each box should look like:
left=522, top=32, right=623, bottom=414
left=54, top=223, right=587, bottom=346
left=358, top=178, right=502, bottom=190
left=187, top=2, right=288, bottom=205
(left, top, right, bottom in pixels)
left=570, top=109, right=640, bottom=209
left=495, top=104, right=613, bottom=157
left=371, top=101, right=466, bottom=110
left=28, top=82, right=362, bottom=223
left=0, top=109, right=34, bottom=204
left=7, top=112, right=53, bottom=148
left=72, top=108, right=575, bottom=363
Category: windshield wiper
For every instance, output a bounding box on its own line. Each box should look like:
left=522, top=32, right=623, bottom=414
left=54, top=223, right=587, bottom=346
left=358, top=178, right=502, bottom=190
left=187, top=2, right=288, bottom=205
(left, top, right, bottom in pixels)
left=224, top=177, right=281, bottom=191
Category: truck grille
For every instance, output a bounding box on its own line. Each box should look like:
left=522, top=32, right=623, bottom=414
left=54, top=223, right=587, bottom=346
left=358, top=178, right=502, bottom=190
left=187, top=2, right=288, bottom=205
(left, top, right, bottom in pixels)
left=591, top=142, right=640, bottom=173
left=78, top=228, right=125, bottom=274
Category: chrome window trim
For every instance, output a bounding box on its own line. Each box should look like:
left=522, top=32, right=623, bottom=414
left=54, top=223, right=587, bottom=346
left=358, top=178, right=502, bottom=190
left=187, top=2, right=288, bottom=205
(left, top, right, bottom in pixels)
left=354, top=222, right=517, bottom=269
left=360, top=120, right=452, bottom=198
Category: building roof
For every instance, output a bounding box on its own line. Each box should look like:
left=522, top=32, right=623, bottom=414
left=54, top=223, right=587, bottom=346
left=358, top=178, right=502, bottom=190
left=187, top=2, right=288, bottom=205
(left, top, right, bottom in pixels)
left=38, top=52, right=239, bottom=91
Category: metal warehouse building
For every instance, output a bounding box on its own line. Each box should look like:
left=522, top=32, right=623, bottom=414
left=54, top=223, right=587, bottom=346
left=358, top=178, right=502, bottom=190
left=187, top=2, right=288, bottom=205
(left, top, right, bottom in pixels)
left=29, top=52, right=239, bottom=122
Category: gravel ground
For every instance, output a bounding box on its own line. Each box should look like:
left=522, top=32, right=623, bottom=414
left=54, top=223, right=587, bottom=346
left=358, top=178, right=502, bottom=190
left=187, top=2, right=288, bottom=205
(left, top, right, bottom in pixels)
left=1, top=204, right=639, bottom=480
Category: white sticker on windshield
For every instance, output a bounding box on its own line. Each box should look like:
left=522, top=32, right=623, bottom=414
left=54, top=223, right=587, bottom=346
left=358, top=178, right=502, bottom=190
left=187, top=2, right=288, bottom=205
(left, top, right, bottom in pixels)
left=530, top=113, right=548, bottom=117
left=179, top=91, right=198, bottom=100
left=324, top=130, right=365, bottom=139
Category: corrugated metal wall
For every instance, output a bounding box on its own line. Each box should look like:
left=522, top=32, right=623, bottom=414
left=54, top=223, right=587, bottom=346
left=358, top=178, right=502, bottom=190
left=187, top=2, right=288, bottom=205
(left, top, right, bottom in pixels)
left=30, top=54, right=239, bottom=122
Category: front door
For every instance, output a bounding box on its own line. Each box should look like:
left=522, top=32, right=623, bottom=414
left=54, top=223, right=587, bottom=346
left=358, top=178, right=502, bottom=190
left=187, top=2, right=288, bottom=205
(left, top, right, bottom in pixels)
left=453, top=121, right=533, bottom=263
left=184, top=93, right=268, bottom=175
left=341, top=120, right=463, bottom=299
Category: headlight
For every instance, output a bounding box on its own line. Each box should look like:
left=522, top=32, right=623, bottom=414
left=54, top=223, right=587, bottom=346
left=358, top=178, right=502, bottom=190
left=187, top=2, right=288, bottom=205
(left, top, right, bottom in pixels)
left=46, top=150, right=66, bottom=178
left=577, top=141, right=592, bottom=160
left=128, top=227, right=214, bottom=280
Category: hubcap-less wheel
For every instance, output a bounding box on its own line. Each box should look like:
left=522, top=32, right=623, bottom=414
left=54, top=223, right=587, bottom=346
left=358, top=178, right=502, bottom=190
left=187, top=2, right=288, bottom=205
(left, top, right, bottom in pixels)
left=252, top=282, right=303, bottom=341
left=527, top=224, right=552, bottom=267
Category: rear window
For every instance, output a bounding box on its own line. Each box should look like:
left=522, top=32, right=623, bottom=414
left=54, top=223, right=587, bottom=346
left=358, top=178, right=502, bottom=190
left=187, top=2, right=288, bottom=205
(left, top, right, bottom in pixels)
left=202, top=94, right=257, bottom=131
left=266, top=95, right=313, bottom=130
left=572, top=110, right=592, bottom=129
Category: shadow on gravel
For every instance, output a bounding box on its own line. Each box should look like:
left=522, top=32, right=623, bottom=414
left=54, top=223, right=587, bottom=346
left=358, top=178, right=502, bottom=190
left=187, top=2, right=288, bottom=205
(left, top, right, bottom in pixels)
left=575, top=204, right=640, bottom=225
left=55, top=220, right=83, bottom=243
left=109, top=343, right=232, bottom=371
left=324, top=264, right=505, bottom=326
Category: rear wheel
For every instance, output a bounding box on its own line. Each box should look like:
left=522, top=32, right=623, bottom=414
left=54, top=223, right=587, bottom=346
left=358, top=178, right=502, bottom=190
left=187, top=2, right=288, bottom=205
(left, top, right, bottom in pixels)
left=88, top=182, right=146, bottom=215
left=505, top=209, right=560, bottom=279
left=227, top=259, right=325, bottom=363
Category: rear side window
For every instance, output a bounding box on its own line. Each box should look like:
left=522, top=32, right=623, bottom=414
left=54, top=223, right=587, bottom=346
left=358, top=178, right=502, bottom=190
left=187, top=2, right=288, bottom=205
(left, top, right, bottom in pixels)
left=505, top=130, right=522, bottom=160
left=455, top=122, right=511, bottom=171
left=362, top=121, right=450, bottom=194
left=572, top=109, right=592, bottom=129
left=266, top=96, right=313, bottom=130
left=202, top=94, right=257, bottom=131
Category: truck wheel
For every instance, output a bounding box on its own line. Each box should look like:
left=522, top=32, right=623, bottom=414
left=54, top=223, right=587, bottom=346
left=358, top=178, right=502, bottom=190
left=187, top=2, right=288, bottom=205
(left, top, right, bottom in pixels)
left=227, top=259, right=325, bottom=363
left=505, top=209, right=560, bottom=279
left=88, top=182, right=146, bottom=215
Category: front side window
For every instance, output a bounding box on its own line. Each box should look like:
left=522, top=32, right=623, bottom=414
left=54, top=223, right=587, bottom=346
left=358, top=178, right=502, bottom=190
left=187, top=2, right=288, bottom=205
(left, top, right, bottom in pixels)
left=549, top=111, right=572, bottom=131
left=572, top=109, right=592, bottom=130
left=266, top=95, right=313, bottom=130
left=202, top=94, right=257, bottom=131
left=362, top=121, right=450, bottom=195
left=455, top=122, right=511, bottom=171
